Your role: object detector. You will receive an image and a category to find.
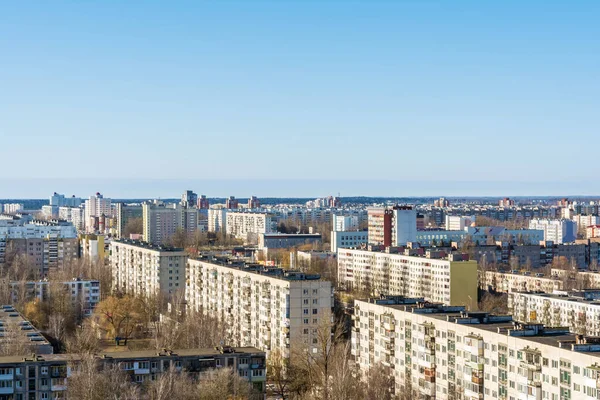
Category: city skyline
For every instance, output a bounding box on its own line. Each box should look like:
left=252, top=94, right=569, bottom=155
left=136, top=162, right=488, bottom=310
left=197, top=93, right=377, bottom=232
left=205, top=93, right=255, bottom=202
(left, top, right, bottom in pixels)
left=3, top=178, right=600, bottom=199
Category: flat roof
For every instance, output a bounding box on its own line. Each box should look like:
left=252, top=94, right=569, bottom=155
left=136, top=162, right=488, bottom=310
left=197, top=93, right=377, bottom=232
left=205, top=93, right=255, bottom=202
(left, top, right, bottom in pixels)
left=0, top=347, right=265, bottom=364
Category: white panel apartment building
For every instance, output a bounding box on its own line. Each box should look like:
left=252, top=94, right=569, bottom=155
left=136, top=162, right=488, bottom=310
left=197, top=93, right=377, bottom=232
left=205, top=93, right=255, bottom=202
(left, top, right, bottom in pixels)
left=225, top=211, right=275, bottom=242
left=110, top=240, right=188, bottom=297
left=208, top=207, right=227, bottom=233
left=353, top=296, right=600, bottom=400
left=84, top=192, right=112, bottom=233
left=337, top=248, right=478, bottom=308
left=10, top=279, right=101, bottom=315
left=142, top=201, right=198, bottom=244
left=482, top=270, right=565, bottom=293
left=508, top=290, right=600, bottom=337
left=529, top=219, right=577, bottom=244
left=186, top=257, right=333, bottom=358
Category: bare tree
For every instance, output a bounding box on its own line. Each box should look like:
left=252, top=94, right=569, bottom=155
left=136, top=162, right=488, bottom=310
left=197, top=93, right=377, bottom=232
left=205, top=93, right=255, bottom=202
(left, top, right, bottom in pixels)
left=291, top=315, right=351, bottom=400
left=362, top=363, right=395, bottom=400
left=66, top=355, right=140, bottom=400
left=144, top=366, right=197, bottom=400
left=197, top=367, right=260, bottom=400
left=66, top=320, right=101, bottom=355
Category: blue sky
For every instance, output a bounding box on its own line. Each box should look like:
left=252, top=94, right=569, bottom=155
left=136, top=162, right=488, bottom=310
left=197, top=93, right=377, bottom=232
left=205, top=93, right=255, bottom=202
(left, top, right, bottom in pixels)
left=1, top=1, right=599, bottom=198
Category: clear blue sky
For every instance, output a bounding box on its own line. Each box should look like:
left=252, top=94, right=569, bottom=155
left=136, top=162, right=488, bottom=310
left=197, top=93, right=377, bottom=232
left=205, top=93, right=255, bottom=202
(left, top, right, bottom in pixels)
left=1, top=1, right=599, bottom=198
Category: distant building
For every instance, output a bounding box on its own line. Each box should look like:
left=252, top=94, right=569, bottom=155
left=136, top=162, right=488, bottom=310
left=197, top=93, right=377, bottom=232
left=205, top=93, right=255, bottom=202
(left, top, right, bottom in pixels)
left=50, top=192, right=82, bottom=208
left=207, top=207, right=227, bottom=233
left=10, top=279, right=101, bottom=315
left=499, top=197, right=515, bottom=207
left=180, top=190, right=198, bottom=208
left=529, top=219, right=577, bottom=244
left=331, top=230, right=368, bottom=252
left=367, top=205, right=416, bottom=246
left=258, top=233, right=322, bottom=251
left=111, top=239, right=187, bottom=297
left=197, top=195, right=210, bottom=209
left=142, top=200, right=197, bottom=244
left=444, top=215, right=475, bottom=231
left=79, top=234, right=105, bottom=261
left=225, top=196, right=239, bottom=209
left=226, top=212, right=275, bottom=243
left=247, top=196, right=260, bottom=209
left=84, top=192, right=112, bottom=233
left=587, top=225, right=600, bottom=239
left=115, top=203, right=143, bottom=239
left=433, top=197, right=449, bottom=207
left=333, top=215, right=359, bottom=231
left=2, top=203, right=23, bottom=214
left=0, top=221, right=78, bottom=276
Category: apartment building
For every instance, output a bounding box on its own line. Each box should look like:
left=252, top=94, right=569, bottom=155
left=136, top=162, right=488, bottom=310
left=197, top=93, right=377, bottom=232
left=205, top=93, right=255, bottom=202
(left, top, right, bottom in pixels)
left=367, top=206, right=416, bottom=247
left=508, top=290, right=600, bottom=336
left=0, top=305, right=53, bottom=355
left=207, top=207, right=227, bottom=233
left=9, top=279, right=101, bottom=315
left=445, top=215, right=475, bottom=231
left=84, top=192, right=112, bottom=233
left=110, top=239, right=187, bottom=297
left=258, top=233, right=322, bottom=251
left=142, top=200, right=197, bottom=244
left=333, top=215, right=360, bottom=231
left=186, top=256, right=333, bottom=358
left=2, top=204, right=23, bottom=215
left=482, top=270, right=565, bottom=293
left=79, top=234, right=105, bottom=261
left=225, top=211, right=275, bottom=243
left=115, top=203, right=143, bottom=239
left=330, top=230, right=368, bottom=252
left=337, top=248, right=478, bottom=308
left=353, top=296, right=600, bottom=400
left=49, top=193, right=82, bottom=208
left=529, top=219, right=577, bottom=244
left=0, top=222, right=79, bottom=276
left=0, top=347, right=266, bottom=399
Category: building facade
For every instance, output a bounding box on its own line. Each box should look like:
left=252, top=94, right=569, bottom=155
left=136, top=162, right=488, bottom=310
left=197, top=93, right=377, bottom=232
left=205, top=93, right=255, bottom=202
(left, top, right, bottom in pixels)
left=330, top=230, right=368, bottom=252
left=115, top=203, right=143, bottom=239
left=258, top=233, right=322, bottom=251
left=529, top=219, right=577, bottom=244
left=0, top=347, right=266, bottom=399
left=353, top=296, right=600, bottom=400
left=226, top=212, right=275, bottom=243
left=337, top=248, right=478, bottom=308
left=10, top=279, right=101, bottom=316
left=186, top=257, right=333, bottom=358
left=508, top=290, right=600, bottom=336
left=142, top=201, right=197, bottom=244
left=110, top=240, right=187, bottom=297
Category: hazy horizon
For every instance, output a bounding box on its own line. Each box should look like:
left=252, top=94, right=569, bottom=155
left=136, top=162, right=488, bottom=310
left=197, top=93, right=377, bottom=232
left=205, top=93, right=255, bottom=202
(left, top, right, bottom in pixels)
left=1, top=178, right=599, bottom=200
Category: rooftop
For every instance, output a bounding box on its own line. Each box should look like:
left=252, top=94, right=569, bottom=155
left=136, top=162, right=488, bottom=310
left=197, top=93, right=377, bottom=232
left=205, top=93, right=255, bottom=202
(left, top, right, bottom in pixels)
left=193, top=255, right=323, bottom=281
left=0, top=346, right=265, bottom=364
left=0, top=306, right=51, bottom=350
left=113, top=239, right=185, bottom=253
left=357, top=296, right=600, bottom=354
